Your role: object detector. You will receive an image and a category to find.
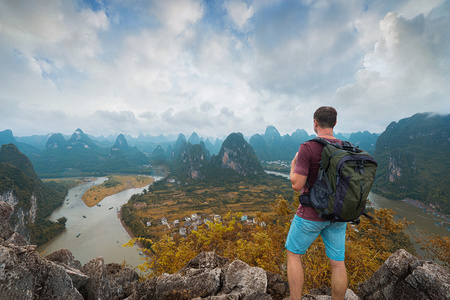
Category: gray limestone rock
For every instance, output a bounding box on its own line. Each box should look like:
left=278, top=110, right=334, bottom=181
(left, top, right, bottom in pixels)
left=221, top=259, right=268, bottom=295
left=79, top=257, right=112, bottom=300
left=0, top=242, right=83, bottom=300
left=106, top=262, right=140, bottom=299
left=358, top=249, right=450, bottom=300
left=46, top=248, right=83, bottom=270
left=0, top=201, right=15, bottom=240
left=155, top=267, right=223, bottom=299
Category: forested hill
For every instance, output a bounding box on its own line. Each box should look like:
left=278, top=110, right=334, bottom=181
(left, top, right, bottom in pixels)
left=170, top=132, right=265, bottom=182
left=0, top=144, right=68, bottom=245
left=372, top=113, right=450, bottom=214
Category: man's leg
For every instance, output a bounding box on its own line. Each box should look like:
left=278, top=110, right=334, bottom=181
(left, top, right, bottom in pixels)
left=329, top=259, right=347, bottom=300
left=287, top=250, right=304, bottom=300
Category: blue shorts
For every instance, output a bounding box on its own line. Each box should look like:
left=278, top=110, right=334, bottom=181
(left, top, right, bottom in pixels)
left=285, top=215, right=347, bottom=261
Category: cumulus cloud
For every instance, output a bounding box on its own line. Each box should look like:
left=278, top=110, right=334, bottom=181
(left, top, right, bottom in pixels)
left=224, top=0, right=254, bottom=29
left=0, top=0, right=448, bottom=138
left=151, top=0, right=204, bottom=34
left=334, top=6, right=450, bottom=133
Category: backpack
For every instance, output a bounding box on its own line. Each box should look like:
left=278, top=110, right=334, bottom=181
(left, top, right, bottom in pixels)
left=299, top=137, right=378, bottom=223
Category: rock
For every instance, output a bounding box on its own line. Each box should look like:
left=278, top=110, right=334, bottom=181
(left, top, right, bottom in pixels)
left=155, top=268, right=222, bottom=299
left=0, top=242, right=83, bottom=300
left=358, top=249, right=450, bottom=300
left=407, top=261, right=450, bottom=300
left=0, top=201, right=15, bottom=240
left=154, top=252, right=227, bottom=299
left=46, top=248, right=83, bottom=270
left=126, top=277, right=158, bottom=300
left=106, top=262, right=140, bottom=299
left=266, top=271, right=289, bottom=300
left=182, top=251, right=230, bottom=271
left=302, top=286, right=359, bottom=300
left=65, top=265, right=90, bottom=290
left=1, top=204, right=447, bottom=300
left=129, top=252, right=284, bottom=300
left=221, top=259, right=267, bottom=295
left=79, top=257, right=112, bottom=300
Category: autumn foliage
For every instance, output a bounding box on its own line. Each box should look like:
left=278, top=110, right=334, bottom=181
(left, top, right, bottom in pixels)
left=125, top=196, right=433, bottom=292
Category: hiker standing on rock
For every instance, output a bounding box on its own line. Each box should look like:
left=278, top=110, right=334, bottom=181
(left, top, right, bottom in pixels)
left=286, top=106, right=347, bottom=300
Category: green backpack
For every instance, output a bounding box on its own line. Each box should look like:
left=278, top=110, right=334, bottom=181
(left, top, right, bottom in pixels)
left=300, top=137, right=378, bottom=223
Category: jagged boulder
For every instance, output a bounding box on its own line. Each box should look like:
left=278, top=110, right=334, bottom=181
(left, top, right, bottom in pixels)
left=45, top=249, right=87, bottom=290
left=106, top=262, right=140, bottom=299
left=0, top=202, right=83, bottom=299
left=79, top=257, right=112, bottom=300
left=358, top=249, right=450, bottom=300
left=127, top=251, right=283, bottom=300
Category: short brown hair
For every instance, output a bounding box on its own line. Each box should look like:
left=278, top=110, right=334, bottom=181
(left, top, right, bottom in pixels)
left=314, top=106, right=337, bottom=129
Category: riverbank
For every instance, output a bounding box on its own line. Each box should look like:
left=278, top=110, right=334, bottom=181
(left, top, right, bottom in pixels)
left=82, top=175, right=154, bottom=207
left=117, top=208, right=149, bottom=259
left=401, top=198, right=450, bottom=222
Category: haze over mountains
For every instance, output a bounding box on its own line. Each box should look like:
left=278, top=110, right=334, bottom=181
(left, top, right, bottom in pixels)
left=1, top=125, right=378, bottom=163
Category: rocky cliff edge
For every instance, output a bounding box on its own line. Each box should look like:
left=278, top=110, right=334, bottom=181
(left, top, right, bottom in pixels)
left=1, top=201, right=449, bottom=300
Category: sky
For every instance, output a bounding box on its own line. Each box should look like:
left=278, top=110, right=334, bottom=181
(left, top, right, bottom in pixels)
left=0, top=0, right=449, bottom=139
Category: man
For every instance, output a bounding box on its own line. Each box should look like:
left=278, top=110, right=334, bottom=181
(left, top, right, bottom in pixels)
left=285, top=106, right=348, bottom=300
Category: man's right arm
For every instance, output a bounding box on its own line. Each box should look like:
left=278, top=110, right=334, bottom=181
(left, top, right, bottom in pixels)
left=290, top=152, right=307, bottom=191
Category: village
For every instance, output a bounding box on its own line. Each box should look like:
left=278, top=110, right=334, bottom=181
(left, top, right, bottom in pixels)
left=142, top=211, right=266, bottom=238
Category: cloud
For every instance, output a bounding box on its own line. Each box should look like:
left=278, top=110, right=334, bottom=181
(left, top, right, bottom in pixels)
left=224, top=0, right=254, bottom=30
left=0, top=0, right=448, bottom=139
left=334, top=6, right=450, bottom=133
left=151, top=0, right=204, bottom=34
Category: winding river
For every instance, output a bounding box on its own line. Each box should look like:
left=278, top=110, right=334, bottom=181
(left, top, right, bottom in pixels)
left=37, top=177, right=161, bottom=268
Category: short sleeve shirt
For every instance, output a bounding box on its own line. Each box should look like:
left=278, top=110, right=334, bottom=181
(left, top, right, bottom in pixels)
left=293, top=138, right=342, bottom=221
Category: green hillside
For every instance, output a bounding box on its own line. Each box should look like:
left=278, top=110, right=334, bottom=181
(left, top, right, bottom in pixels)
left=0, top=144, right=68, bottom=245
left=372, top=113, right=450, bottom=214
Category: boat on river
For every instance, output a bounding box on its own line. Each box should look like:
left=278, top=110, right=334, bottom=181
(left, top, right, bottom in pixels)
left=76, top=233, right=81, bottom=238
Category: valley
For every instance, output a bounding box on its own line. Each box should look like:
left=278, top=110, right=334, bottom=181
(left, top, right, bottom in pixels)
left=120, top=173, right=293, bottom=242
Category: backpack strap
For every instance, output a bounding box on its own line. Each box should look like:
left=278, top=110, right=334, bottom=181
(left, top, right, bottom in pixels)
left=310, top=137, right=362, bottom=153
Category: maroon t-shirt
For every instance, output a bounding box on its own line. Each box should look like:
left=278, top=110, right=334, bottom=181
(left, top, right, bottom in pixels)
left=293, top=138, right=342, bottom=221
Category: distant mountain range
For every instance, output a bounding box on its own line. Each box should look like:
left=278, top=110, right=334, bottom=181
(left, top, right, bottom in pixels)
left=29, top=129, right=151, bottom=177
left=1, top=125, right=378, bottom=165
left=249, top=126, right=378, bottom=161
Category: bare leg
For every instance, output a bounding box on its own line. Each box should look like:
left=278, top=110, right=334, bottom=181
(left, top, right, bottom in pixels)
left=329, top=259, right=347, bottom=300
left=287, top=250, right=304, bottom=300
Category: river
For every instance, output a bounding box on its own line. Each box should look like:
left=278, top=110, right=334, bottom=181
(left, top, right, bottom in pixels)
left=37, top=177, right=162, bottom=268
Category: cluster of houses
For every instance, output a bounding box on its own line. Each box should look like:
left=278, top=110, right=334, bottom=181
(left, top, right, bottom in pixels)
left=146, top=213, right=265, bottom=237
left=263, top=160, right=290, bottom=168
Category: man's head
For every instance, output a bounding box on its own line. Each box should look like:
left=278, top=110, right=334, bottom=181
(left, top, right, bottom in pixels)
left=313, top=106, right=337, bottom=129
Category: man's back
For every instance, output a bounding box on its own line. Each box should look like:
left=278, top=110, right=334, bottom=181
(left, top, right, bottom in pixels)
left=293, top=138, right=342, bottom=221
